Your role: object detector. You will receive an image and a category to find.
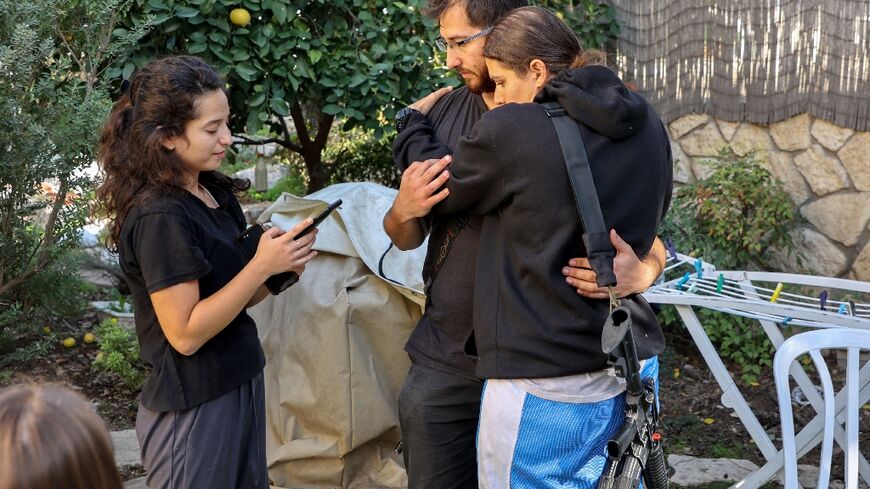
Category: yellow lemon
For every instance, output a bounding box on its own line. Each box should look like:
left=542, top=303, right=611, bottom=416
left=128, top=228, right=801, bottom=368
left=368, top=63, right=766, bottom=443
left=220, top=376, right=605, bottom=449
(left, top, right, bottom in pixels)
left=62, top=337, right=76, bottom=348
left=83, top=332, right=96, bottom=344
left=95, top=351, right=105, bottom=363
left=43, top=326, right=51, bottom=334
left=230, top=8, right=251, bottom=27
left=703, top=418, right=715, bottom=425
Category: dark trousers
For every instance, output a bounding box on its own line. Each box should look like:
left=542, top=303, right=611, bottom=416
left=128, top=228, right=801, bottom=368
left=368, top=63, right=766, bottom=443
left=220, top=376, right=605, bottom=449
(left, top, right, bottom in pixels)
left=398, top=361, right=483, bottom=489
left=136, top=373, right=268, bottom=489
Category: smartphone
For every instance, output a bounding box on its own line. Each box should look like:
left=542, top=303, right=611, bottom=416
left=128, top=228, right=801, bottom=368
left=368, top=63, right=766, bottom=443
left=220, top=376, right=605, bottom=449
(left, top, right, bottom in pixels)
left=235, top=199, right=342, bottom=294
left=294, top=199, right=342, bottom=239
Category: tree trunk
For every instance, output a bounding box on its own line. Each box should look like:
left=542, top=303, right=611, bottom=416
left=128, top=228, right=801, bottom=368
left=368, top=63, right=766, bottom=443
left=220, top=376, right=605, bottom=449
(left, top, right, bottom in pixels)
left=289, top=101, right=334, bottom=195
left=304, top=146, right=328, bottom=194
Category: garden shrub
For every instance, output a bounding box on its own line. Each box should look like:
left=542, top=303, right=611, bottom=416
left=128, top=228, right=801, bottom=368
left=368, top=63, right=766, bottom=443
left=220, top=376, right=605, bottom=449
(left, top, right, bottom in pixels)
left=325, top=128, right=399, bottom=189
left=659, top=148, right=799, bottom=384
left=0, top=0, right=147, bottom=358
left=662, top=148, right=797, bottom=270
left=0, top=252, right=92, bottom=365
left=93, top=318, right=146, bottom=390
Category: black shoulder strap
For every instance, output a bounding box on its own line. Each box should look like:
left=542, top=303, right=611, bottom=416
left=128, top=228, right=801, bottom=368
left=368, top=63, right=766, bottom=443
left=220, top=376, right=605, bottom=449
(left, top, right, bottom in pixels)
left=541, top=101, right=617, bottom=287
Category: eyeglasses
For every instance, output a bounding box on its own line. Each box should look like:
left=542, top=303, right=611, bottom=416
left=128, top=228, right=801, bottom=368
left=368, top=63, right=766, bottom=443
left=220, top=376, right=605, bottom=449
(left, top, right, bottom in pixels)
left=434, top=26, right=493, bottom=52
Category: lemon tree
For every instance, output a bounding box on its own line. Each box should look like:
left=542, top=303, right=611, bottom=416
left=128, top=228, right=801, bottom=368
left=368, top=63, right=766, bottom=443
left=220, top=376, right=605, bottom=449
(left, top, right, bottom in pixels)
left=116, top=0, right=445, bottom=192
left=115, top=0, right=618, bottom=192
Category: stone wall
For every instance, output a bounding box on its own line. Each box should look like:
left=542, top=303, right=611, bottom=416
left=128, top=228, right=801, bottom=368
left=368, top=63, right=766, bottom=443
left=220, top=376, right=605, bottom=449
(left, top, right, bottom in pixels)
left=667, top=113, right=870, bottom=280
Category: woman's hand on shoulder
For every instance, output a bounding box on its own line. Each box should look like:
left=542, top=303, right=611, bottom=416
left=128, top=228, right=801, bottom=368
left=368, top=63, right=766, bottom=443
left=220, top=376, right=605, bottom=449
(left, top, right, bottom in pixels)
left=250, top=220, right=318, bottom=278
left=409, top=86, right=453, bottom=115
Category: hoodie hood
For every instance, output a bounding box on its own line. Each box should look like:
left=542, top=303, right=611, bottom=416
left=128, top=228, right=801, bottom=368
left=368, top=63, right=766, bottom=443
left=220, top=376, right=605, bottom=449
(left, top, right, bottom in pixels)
left=535, top=65, right=648, bottom=141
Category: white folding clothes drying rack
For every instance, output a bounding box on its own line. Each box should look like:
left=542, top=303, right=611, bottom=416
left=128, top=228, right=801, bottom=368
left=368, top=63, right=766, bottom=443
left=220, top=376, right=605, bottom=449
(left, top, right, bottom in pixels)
left=643, top=252, right=870, bottom=488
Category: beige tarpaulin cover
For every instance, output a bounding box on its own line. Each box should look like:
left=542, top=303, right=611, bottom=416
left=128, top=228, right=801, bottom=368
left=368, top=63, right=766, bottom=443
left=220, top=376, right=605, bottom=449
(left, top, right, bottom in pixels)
left=247, top=183, right=427, bottom=489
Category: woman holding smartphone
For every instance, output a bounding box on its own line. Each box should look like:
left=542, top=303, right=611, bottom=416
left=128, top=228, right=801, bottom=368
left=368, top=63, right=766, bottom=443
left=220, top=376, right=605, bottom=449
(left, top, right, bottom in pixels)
left=96, top=55, right=317, bottom=488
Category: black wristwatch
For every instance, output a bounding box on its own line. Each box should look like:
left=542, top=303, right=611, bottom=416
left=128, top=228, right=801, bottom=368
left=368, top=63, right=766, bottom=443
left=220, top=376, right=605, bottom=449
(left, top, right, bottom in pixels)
left=395, top=107, right=421, bottom=133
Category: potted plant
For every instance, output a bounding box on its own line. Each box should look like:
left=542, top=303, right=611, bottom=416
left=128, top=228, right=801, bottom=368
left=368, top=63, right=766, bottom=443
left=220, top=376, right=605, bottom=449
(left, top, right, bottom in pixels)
left=91, top=288, right=134, bottom=330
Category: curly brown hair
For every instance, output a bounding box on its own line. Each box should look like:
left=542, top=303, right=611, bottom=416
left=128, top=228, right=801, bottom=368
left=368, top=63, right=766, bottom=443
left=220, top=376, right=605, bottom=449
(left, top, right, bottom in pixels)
left=95, top=55, right=248, bottom=251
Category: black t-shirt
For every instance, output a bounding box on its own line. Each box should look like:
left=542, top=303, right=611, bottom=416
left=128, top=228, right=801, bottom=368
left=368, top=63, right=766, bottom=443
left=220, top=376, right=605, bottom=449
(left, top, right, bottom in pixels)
left=392, top=87, right=487, bottom=378
left=118, top=183, right=265, bottom=411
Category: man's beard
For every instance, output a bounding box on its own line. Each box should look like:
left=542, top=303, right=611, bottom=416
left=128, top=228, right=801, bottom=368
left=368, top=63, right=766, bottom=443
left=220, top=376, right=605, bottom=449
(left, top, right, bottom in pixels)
left=465, top=72, right=496, bottom=94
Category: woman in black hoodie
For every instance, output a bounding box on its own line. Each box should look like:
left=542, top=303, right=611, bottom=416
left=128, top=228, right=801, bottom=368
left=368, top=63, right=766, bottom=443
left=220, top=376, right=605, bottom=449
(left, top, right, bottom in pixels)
left=396, top=6, right=672, bottom=487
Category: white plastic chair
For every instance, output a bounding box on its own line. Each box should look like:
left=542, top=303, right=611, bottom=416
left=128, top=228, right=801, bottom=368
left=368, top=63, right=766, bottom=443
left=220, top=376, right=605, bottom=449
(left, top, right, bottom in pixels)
left=774, top=328, right=870, bottom=489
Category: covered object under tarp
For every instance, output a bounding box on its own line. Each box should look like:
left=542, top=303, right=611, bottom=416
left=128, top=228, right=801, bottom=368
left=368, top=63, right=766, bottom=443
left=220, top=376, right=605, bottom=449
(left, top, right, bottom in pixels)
left=248, top=183, right=427, bottom=489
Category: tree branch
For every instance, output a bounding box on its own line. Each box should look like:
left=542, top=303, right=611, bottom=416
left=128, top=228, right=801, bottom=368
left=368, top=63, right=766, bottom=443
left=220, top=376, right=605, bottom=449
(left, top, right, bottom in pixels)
left=35, top=179, right=68, bottom=265
left=57, top=29, right=88, bottom=80
left=0, top=269, right=41, bottom=298
left=0, top=179, right=68, bottom=298
left=234, top=134, right=303, bottom=154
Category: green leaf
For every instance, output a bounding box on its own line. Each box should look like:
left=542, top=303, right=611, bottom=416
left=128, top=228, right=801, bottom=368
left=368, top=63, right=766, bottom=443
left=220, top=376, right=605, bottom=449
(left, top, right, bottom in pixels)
left=270, top=97, right=289, bottom=116
left=235, top=63, right=258, bottom=82
left=189, top=31, right=207, bottom=43
left=246, top=109, right=262, bottom=133
left=122, top=62, right=136, bottom=80
left=247, top=92, right=266, bottom=107
left=208, top=32, right=228, bottom=45
left=175, top=6, right=200, bottom=18
left=147, top=0, right=169, bottom=10
left=323, top=104, right=342, bottom=115
left=232, top=49, right=251, bottom=61
left=348, top=73, right=367, bottom=87
left=308, top=49, right=322, bottom=64
left=272, top=3, right=288, bottom=23
left=188, top=42, right=208, bottom=54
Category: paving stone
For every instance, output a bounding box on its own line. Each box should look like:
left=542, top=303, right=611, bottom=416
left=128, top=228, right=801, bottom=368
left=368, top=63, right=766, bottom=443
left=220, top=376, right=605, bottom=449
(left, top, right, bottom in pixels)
left=668, top=454, right=759, bottom=485
left=124, top=477, right=147, bottom=489
left=111, top=429, right=141, bottom=467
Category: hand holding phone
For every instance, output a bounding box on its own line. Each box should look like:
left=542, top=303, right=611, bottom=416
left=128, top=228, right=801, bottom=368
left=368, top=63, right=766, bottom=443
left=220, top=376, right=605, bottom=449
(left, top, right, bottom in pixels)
left=293, top=199, right=342, bottom=239
left=236, top=199, right=342, bottom=294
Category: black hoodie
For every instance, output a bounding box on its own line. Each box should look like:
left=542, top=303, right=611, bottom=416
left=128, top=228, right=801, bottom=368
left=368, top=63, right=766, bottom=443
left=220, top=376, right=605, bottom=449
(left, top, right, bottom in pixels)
left=402, top=65, right=672, bottom=379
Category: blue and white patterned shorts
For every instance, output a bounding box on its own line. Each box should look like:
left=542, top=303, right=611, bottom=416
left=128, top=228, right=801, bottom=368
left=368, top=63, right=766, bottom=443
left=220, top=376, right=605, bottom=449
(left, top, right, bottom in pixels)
left=477, top=357, right=660, bottom=489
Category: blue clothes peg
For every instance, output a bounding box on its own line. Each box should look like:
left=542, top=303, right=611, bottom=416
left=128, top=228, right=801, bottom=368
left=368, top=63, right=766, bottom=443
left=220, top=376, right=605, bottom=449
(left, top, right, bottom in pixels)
left=781, top=316, right=793, bottom=326
left=677, top=272, right=691, bottom=290
left=694, top=258, right=703, bottom=279
left=838, top=303, right=848, bottom=314
left=819, top=290, right=828, bottom=311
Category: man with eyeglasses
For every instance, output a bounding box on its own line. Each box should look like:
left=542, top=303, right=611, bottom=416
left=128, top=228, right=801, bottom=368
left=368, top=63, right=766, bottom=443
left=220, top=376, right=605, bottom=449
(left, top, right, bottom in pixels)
left=383, top=1, right=667, bottom=488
